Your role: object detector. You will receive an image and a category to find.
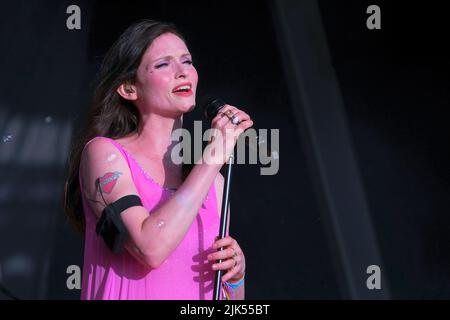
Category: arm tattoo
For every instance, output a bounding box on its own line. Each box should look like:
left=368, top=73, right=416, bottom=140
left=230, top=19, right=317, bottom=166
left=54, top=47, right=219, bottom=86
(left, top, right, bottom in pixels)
left=95, top=171, right=123, bottom=195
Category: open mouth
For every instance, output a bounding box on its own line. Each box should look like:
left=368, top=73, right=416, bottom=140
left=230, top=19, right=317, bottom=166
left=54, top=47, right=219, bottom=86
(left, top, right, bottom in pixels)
left=172, top=83, right=193, bottom=96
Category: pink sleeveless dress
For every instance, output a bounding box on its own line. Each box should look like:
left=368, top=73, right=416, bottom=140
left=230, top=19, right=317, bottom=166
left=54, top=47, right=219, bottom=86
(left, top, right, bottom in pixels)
left=79, top=136, right=223, bottom=300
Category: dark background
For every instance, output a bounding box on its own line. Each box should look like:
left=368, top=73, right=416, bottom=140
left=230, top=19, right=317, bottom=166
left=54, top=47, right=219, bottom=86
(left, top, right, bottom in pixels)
left=319, top=0, right=450, bottom=298
left=0, top=0, right=448, bottom=299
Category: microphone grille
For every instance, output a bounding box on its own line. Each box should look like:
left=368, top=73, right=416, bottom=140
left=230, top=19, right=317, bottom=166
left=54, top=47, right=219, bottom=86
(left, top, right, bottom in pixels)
left=200, top=95, right=225, bottom=120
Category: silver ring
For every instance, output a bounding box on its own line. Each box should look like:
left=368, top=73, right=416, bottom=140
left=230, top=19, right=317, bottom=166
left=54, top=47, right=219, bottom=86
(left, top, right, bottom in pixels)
left=231, top=115, right=241, bottom=125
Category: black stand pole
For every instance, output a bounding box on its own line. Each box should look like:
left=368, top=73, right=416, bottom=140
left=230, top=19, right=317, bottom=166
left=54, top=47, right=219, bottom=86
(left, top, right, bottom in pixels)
left=213, top=153, right=234, bottom=300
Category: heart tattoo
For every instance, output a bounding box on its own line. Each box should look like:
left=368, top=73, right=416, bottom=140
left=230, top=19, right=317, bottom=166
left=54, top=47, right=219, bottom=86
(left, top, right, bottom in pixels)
left=96, top=171, right=123, bottom=194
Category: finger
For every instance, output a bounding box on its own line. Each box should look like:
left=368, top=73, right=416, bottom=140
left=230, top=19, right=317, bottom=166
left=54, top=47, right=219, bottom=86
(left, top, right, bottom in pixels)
left=212, top=258, right=235, bottom=271
left=223, top=108, right=250, bottom=126
left=212, top=112, right=233, bottom=128
left=211, top=111, right=228, bottom=127
left=237, top=119, right=254, bottom=131
left=209, top=118, right=246, bottom=143
left=224, top=110, right=251, bottom=125
left=213, top=236, right=234, bottom=249
left=236, top=111, right=251, bottom=122
left=221, top=267, right=240, bottom=283
left=211, top=107, right=240, bottom=129
left=218, top=113, right=251, bottom=128
left=211, top=105, right=237, bottom=123
left=213, top=236, right=236, bottom=249
left=208, top=247, right=235, bottom=261
left=211, top=108, right=250, bottom=131
left=222, top=105, right=239, bottom=114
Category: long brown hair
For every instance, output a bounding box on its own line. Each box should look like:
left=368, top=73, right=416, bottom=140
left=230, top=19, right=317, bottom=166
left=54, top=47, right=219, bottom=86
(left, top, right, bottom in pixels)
left=64, top=19, right=191, bottom=234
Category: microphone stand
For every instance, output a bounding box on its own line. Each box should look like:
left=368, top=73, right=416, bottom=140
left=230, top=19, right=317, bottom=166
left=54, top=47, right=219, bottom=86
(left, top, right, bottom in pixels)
left=213, top=152, right=234, bottom=300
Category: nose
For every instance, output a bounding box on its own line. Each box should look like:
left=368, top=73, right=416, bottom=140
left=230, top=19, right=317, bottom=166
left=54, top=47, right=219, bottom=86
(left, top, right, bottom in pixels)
left=174, top=61, right=188, bottom=79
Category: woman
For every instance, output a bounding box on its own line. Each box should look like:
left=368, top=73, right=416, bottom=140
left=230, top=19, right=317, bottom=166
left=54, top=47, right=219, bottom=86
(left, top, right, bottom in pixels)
left=64, top=19, right=253, bottom=300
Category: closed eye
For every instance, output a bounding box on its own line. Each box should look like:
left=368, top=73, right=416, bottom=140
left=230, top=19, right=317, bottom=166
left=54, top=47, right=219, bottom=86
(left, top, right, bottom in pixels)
left=155, top=59, right=193, bottom=69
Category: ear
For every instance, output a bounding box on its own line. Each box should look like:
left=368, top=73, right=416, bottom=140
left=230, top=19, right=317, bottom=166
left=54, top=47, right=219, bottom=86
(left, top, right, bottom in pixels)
left=117, top=83, right=138, bottom=100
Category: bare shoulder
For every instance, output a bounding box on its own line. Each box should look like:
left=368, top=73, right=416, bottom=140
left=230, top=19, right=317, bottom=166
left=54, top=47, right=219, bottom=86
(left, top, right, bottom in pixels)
left=80, top=137, right=138, bottom=215
left=80, top=138, right=125, bottom=179
left=81, top=137, right=117, bottom=162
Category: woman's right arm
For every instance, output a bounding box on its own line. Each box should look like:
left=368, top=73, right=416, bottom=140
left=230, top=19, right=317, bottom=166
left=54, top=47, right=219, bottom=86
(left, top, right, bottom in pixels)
left=80, top=106, right=252, bottom=269
left=80, top=137, right=221, bottom=269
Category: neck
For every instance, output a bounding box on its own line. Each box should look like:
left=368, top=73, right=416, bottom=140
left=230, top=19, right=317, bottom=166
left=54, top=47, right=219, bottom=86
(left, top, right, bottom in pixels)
left=134, top=113, right=183, bottom=161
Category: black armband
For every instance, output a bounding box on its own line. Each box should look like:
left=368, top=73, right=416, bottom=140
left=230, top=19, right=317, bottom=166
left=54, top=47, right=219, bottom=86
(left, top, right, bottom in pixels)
left=95, top=195, right=143, bottom=254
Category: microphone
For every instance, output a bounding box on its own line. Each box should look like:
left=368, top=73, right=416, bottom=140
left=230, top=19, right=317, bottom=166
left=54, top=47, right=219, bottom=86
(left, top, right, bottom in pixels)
left=200, top=95, right=278, bottom=299
left=199, top=95, right=275, bottom=159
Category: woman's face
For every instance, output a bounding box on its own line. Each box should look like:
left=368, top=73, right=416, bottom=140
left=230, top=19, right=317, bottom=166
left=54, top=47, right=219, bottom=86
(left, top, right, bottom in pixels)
left=134, top=32, right=198, bottom=117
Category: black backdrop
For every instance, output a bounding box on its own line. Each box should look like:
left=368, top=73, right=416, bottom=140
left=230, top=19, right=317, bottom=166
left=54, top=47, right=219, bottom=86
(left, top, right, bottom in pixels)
left=318, top=0, right=450, bottom=298
left=0, top=0, right=449, bottom=299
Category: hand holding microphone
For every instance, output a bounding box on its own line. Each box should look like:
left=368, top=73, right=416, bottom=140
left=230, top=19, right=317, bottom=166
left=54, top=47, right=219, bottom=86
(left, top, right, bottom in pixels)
left=201, top=96, right=254, bottom=165
left=200, top=95, right=252, bottom=300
